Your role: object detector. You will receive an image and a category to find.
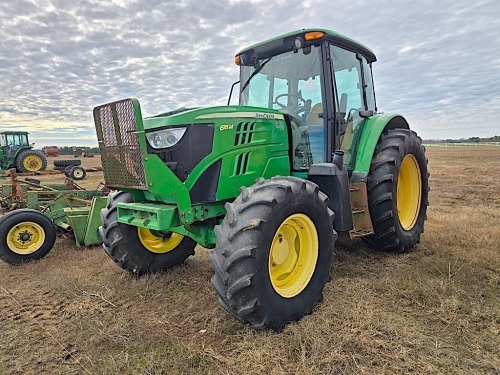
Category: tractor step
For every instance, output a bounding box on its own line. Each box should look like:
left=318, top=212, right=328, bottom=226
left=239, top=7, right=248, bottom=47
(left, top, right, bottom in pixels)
left=349, top=182, right=374, bottom=238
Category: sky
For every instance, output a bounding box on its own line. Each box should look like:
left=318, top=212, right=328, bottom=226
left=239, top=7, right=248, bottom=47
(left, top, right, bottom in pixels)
left=1, top=0, right=499, bottom=147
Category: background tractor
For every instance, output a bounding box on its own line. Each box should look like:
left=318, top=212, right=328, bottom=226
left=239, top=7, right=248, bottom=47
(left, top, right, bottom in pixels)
left=0, top=131, right=47, bottom=173
left=95, top=28, right=429, bottom=330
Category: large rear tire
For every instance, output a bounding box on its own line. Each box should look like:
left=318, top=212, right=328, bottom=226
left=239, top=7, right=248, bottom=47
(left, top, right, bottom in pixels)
left=99, top=191, right=196, bottom=274
left=365, top=128, right=429, bottom=252
left=15, top=149, right=47, bottom=172
left=210, top=176, right=336, bottom=330
left=0, top=209, right=57, bottom=265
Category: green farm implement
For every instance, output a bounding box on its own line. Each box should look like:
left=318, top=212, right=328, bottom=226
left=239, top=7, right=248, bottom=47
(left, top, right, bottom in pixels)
left=95, top=28, right=429, bottom=330
left=0, top=170, right=108, bottom=265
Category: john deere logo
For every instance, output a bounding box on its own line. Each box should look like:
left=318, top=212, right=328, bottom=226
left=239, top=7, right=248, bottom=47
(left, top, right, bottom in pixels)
left=220, top=124, right=234, bottom=131
left=255, top=113, right=276, bottom=119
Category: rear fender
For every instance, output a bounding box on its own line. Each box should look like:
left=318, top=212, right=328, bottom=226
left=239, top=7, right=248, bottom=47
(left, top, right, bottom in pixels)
left=352, top=114, right=409, bottom=180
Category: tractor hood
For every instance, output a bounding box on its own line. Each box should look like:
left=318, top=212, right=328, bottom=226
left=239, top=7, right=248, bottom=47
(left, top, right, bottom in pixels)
left=143, top=105, right=284, bottom=131
left=94, top=98, right=290, bottom=208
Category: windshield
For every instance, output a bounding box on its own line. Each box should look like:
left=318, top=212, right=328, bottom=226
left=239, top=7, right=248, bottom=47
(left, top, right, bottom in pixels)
left=239, top=45, right=326, bottom=166
left=239, top=45, right=323, bottom=113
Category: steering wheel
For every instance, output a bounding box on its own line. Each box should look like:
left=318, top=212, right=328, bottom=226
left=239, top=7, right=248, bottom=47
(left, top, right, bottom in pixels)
left=274, top=93, right=308, bottom=114
left=275, top=93, right=312, bottom=127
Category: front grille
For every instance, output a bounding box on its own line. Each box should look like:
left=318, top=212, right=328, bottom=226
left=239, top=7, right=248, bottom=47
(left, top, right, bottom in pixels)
left=146, top=124, right=214, bottom=182
left=93, top=99, right=147, bottom=190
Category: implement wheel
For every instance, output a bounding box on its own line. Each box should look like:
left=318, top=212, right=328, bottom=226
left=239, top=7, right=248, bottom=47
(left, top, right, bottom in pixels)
left=99, top=191, right=196, bottom=274
left=15, top=150, right=47, bottom=172
left=69, top=166, right=86, bottom=180
left=365, top=128, right=429, bottom=252
left=210, top=176, right=336, bottom=330
left=0, top=209, right=57, bottom=265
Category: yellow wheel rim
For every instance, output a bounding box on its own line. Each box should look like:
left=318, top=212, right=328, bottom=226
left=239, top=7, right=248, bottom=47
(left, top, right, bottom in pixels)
left=7, top=222, right=46, bottom=255
left=23, top=154, right=43, bottom=171
left=137, top=227, right=184, bottom=254
left=269, top=213, right=319, bottom=298
left=397, top=154, right=422, bottom=230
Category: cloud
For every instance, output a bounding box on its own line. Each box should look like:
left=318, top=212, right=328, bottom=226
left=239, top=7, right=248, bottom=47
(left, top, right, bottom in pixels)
left=0, top=0, right=499, bottom=147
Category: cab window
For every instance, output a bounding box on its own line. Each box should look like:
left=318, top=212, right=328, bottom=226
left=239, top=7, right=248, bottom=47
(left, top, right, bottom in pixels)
left=330, top=45, right=375, bottom=167
left=240, top=45, right=326, bottom=168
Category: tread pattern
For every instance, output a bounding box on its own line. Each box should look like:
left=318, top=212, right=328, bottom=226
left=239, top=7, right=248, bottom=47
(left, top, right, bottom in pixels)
left=210, top=176, right=336, bottom=330
left=365, top=128, right=429, bottom=252
left=15, top=149, right=47, bottom=173
left=53, top=159, right=81, bottom=167
left=99, top=191, right=196, bottom=274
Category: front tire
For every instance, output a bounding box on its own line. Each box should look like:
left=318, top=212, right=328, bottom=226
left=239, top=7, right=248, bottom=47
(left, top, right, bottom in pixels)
left=210, top=176, right=336, bottom=330
left=0, top=209, right=57, bottom=265
left=365, top=128, right=429, bottom=252
left=99, top=191, right=196, bottom=274
left=15, top=150, right=47, bottom=172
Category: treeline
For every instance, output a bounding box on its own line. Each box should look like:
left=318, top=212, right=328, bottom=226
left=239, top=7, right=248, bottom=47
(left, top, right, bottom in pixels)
left=42, top=146, right=100, bottom=155
left=424, top=135, right=500, bottom=144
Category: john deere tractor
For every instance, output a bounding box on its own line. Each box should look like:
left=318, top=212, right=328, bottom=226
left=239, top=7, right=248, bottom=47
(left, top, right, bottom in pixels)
left=0, top=131, right=47, bottom=173
left=95, top=29, right=429, bottom=330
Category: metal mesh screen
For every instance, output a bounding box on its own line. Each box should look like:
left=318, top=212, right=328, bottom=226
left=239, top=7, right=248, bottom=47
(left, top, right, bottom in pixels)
left=94, top=99, right=147, bottom=190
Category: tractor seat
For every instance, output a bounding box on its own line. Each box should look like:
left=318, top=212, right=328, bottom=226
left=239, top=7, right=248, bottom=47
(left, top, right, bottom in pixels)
left=306, top=103, right=323, bottom=126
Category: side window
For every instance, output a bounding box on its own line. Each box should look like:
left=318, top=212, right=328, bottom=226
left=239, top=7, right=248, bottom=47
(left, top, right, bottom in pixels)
left=363, top=61, right=376, bottom=110
left=6, top=134, right=16, bottom=146
left=20, top=134, right=29, bottom=146
left=330, top=46, right=363, bottom=117
left=335, top=68, right=362, bottom=114
left=298, top=76, right=325, bottom=164
left=330, top=45, right=375, bottom=167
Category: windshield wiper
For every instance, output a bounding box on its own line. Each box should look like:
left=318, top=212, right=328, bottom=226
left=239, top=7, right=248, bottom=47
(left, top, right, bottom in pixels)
left=239, top=57, right=272, bottom=94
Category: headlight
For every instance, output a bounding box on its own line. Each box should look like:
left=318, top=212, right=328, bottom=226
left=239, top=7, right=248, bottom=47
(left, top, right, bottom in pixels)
left=146, top=127, right=187, bottom=149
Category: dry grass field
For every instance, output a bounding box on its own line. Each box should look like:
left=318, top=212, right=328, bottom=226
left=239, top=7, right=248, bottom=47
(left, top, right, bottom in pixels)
left=1, top=148, right=499, bottom=375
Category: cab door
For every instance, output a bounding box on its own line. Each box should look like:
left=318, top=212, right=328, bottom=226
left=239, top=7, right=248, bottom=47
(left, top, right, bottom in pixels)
left=329, top=45, right=376, bottom=170
left=5, top=133, right=21, bottom=159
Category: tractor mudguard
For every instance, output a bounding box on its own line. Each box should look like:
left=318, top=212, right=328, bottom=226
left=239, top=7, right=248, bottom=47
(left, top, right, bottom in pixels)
left=352, top=114, right=409, bottom=180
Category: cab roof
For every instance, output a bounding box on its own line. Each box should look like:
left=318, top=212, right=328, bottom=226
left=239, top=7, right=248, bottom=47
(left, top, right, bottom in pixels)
left=236, top=28, right=376, bottom=64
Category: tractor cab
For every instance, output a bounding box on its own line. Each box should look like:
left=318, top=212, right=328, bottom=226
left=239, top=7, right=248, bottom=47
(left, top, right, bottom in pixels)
left=0, top=131, right=30, bottom=159
left=236, top=29, right=377, bottom=171
left=1, top=131, right=30, bottom=169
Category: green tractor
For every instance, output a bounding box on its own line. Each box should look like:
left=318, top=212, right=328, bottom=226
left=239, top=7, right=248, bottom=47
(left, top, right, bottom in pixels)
left=95, top=29, right=429, bottom=330
left=0, top=131, right=47, bottom=173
